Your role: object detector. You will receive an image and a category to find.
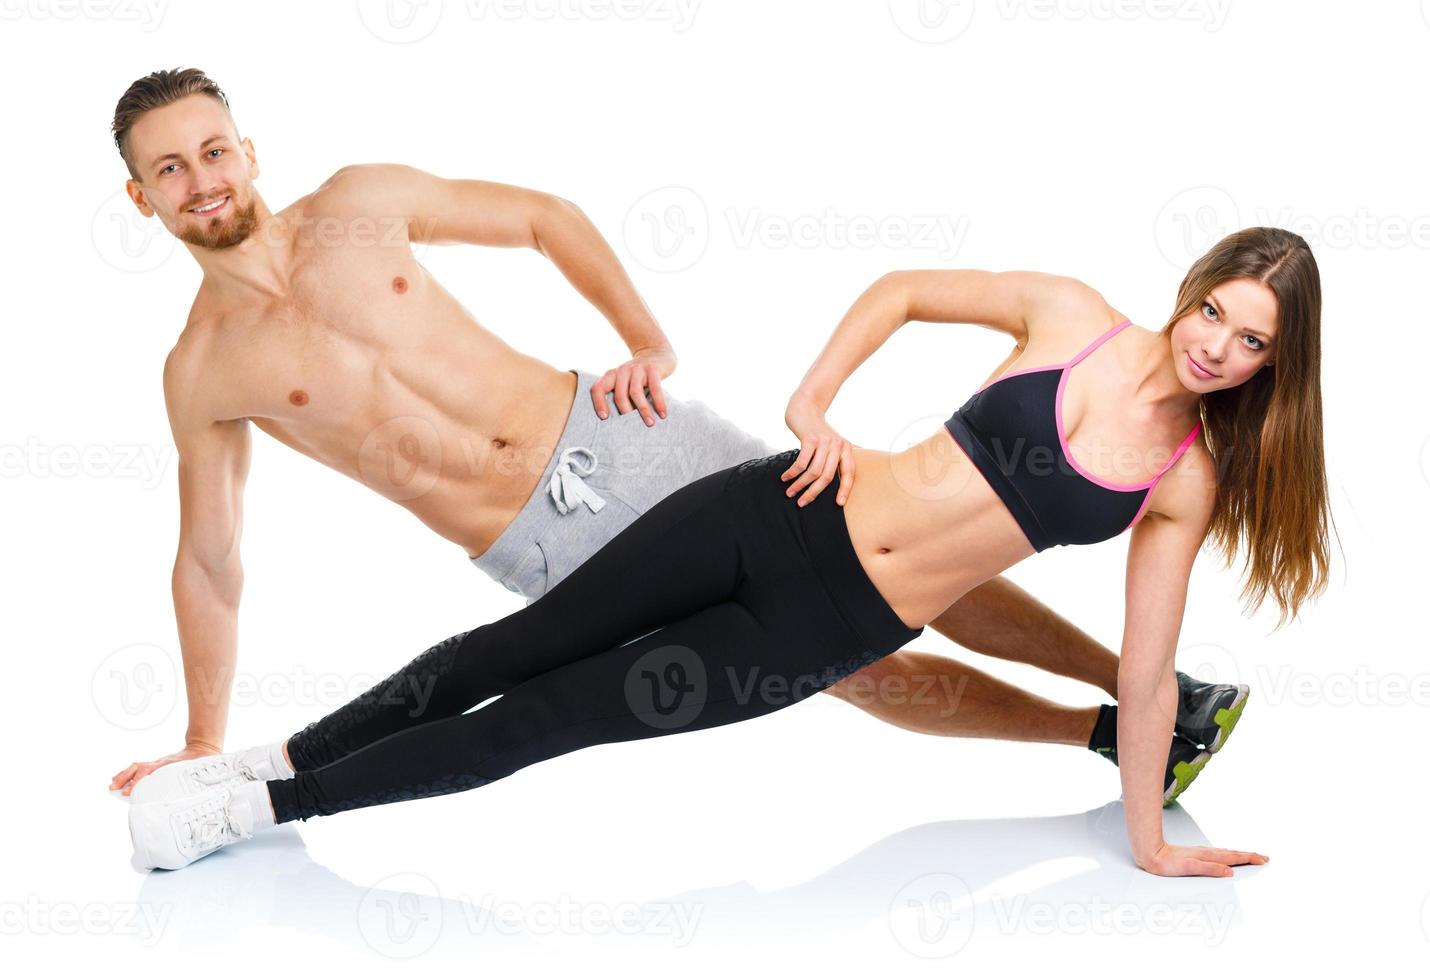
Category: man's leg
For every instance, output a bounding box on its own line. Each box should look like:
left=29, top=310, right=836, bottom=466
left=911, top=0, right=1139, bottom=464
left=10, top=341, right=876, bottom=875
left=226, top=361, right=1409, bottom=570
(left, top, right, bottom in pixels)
left=924, top=575, right=1119, bottom=698
left=824, top=576, right=1117, bottom=742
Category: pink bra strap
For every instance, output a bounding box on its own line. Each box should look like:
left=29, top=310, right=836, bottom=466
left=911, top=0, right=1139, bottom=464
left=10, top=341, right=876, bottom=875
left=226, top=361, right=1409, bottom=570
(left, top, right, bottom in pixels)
left=1066, top=318, right=1132, bottom=367
left=1152, top=420, right=1202, bottom=480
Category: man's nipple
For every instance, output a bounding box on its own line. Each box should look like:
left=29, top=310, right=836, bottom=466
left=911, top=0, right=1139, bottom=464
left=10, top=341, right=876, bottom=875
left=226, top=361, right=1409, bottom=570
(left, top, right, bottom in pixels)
left=289, top=389, right=309, bottom=407
left=392, top=275, right=408, bottom=294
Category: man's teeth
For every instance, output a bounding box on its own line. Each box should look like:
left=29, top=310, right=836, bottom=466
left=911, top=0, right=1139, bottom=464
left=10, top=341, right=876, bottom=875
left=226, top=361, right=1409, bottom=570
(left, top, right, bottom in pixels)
left=192, top=197, right=227, bottom=213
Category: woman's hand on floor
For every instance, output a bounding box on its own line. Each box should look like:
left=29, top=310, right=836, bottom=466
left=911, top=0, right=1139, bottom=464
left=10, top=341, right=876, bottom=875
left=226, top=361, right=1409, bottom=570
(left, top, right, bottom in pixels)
left=1136, top=841, right=1270, bottom=877
left=109, top=742, right=220, bottom=798
left=782, top=395, right=856, bottom=506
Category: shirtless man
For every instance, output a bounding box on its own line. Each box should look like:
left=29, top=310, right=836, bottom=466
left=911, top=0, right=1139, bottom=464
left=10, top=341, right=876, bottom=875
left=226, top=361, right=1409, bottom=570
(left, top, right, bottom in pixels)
left=106, top=68, right=1248, bottom=805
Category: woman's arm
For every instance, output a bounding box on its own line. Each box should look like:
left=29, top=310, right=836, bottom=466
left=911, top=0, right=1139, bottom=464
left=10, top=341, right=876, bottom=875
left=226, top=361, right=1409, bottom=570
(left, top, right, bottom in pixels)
left=1118, top=453, right=1269, bottom=876
left=782, top=269, right=1066, bottom=504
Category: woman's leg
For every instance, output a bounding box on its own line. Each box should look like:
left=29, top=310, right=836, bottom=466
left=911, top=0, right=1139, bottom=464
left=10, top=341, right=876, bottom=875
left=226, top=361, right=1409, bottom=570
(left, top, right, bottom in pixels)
left=270, top=590, right=877, bottom=821
left=285, top=464, right=746, bottom=771
left=268, top=448, right=916, bottom=823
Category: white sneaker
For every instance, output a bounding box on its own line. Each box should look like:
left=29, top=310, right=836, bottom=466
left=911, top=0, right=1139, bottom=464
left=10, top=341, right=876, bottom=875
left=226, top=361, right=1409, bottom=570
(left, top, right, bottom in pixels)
left=129, top=744, right=275, bottom=806
left=129, top=783, right=258, bottom=872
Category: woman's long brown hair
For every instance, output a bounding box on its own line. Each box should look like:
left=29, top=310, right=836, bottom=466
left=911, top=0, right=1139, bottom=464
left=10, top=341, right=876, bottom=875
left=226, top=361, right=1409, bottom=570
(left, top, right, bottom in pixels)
left=1161, top=227, right=1334, bottom=628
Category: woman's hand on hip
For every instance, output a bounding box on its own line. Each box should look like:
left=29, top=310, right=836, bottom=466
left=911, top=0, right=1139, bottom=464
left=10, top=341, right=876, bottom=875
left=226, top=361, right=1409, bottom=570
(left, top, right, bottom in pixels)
left=782, top=395, right=856, bottom=506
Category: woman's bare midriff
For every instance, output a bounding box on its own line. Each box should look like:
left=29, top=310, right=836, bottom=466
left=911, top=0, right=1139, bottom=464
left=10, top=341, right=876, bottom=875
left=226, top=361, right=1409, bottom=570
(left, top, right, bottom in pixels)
left=837, top=428, right=1039, bottom=631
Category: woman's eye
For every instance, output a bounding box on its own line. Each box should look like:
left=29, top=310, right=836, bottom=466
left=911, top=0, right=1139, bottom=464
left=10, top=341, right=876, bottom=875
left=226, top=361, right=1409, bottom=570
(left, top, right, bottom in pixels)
left=1245, top=335, right=1264, bottom=351
left=1202, top=302, right=1218, bottom=320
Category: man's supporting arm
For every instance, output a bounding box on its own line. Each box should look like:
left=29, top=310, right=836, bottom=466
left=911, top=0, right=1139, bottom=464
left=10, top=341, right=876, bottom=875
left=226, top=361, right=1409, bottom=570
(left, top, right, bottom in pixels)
left=110, top=346, right=251, bottom=794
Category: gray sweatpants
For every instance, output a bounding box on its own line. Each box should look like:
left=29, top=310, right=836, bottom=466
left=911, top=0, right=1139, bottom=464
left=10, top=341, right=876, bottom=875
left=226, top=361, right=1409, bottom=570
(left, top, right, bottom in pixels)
left=470, top=368, right=778, bottom=603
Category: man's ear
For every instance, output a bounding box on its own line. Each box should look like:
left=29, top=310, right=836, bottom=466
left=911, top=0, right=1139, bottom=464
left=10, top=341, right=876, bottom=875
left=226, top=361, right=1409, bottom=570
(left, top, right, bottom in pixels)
left=126, top=178, right=154, bottom=217
left=242, top=136, right=260, bottom=180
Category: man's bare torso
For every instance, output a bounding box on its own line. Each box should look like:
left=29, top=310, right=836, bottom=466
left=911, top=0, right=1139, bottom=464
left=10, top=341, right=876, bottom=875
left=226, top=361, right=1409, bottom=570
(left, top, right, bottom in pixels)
left=174, top=174, right=579, bottom=558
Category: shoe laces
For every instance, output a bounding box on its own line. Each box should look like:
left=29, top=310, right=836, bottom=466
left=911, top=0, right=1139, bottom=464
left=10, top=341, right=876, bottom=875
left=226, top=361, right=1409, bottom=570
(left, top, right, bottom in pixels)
left=177, top=790, right=252, bottom=853
left=193, top=758, right=258, bottom=787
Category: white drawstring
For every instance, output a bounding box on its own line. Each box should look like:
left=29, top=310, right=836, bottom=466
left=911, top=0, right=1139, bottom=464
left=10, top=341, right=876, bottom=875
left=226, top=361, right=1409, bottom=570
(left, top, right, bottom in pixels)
left=546, top=446, right=606, bottom=516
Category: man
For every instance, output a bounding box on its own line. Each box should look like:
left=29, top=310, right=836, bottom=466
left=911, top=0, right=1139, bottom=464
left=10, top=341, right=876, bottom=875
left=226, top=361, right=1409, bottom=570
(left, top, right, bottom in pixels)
left=106, top=68, right=1247, bottom=809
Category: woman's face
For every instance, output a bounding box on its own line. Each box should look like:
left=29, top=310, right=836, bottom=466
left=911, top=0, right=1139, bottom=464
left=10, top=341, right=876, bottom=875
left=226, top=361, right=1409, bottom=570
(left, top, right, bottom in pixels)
left=1171, top=276, right=1279, bottom=392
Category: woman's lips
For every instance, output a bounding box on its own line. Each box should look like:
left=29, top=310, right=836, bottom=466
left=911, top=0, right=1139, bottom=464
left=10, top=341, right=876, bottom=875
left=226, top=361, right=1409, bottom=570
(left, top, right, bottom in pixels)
left=1187, top=352, right=1218, bottom=379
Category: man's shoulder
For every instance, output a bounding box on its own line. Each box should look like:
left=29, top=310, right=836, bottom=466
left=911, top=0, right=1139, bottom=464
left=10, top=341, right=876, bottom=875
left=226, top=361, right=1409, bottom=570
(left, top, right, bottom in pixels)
left=305, top=162, right=417, bottom=219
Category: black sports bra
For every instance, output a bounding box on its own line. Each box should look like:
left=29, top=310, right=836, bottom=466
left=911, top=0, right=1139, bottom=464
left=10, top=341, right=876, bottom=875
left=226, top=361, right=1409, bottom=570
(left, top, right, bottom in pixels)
left=943, top=318, right=1202, bottom=552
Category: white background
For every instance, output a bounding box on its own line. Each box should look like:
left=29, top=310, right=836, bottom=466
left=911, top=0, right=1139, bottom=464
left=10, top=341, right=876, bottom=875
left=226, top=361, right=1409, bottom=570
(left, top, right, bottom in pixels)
left=1, top=0, right=1425, bottom=974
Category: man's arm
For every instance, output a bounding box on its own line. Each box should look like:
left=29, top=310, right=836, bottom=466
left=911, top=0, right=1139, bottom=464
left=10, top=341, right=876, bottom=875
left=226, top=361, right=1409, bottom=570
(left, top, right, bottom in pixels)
left=331, top=163, right=675, bottom=423
left=110, top=344, right=250, bottom=794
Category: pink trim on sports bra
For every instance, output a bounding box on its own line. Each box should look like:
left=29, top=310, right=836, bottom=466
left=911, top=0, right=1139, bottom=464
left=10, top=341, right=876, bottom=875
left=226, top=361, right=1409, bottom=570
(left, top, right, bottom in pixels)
left=971, top=316, right=1202, bottom=506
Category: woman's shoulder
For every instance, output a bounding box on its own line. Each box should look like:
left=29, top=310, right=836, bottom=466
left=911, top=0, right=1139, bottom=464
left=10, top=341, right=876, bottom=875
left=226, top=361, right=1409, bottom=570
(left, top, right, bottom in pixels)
left=1021, top=275, right=1127, bottom=355
left=1147, top=427, right=1217, bottom=530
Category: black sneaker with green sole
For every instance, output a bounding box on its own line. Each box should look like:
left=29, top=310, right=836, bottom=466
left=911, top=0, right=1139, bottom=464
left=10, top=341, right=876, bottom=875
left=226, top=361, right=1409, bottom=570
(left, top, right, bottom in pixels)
left=1091, top=716, right=1212, bottom=808
left=1174, top=670, right=1250, bottom=753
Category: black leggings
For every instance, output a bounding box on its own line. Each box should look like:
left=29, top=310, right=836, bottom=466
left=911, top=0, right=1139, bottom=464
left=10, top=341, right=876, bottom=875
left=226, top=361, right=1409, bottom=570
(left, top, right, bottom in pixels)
left=268, top=449, right=923, bottom=823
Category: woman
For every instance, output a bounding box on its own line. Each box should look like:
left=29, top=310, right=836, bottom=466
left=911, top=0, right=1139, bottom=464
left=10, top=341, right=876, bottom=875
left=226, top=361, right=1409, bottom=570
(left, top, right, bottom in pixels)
left=127, top=227, right=1326, bottom=878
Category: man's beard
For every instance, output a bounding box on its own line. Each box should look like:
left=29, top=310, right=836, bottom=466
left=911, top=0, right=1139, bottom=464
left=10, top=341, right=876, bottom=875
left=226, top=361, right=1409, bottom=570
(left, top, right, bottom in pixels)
left=177, top=192, right=260, bottom=250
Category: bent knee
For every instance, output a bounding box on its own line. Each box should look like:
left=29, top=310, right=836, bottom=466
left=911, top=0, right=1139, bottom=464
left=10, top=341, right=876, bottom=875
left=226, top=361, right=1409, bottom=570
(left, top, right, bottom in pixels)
left=823, top=652, right=906, bottom=703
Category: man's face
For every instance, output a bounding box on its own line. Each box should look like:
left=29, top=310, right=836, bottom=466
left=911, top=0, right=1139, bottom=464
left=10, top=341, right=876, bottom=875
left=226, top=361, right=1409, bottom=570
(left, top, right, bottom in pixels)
left=125, top=93, right=260, bottom=250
